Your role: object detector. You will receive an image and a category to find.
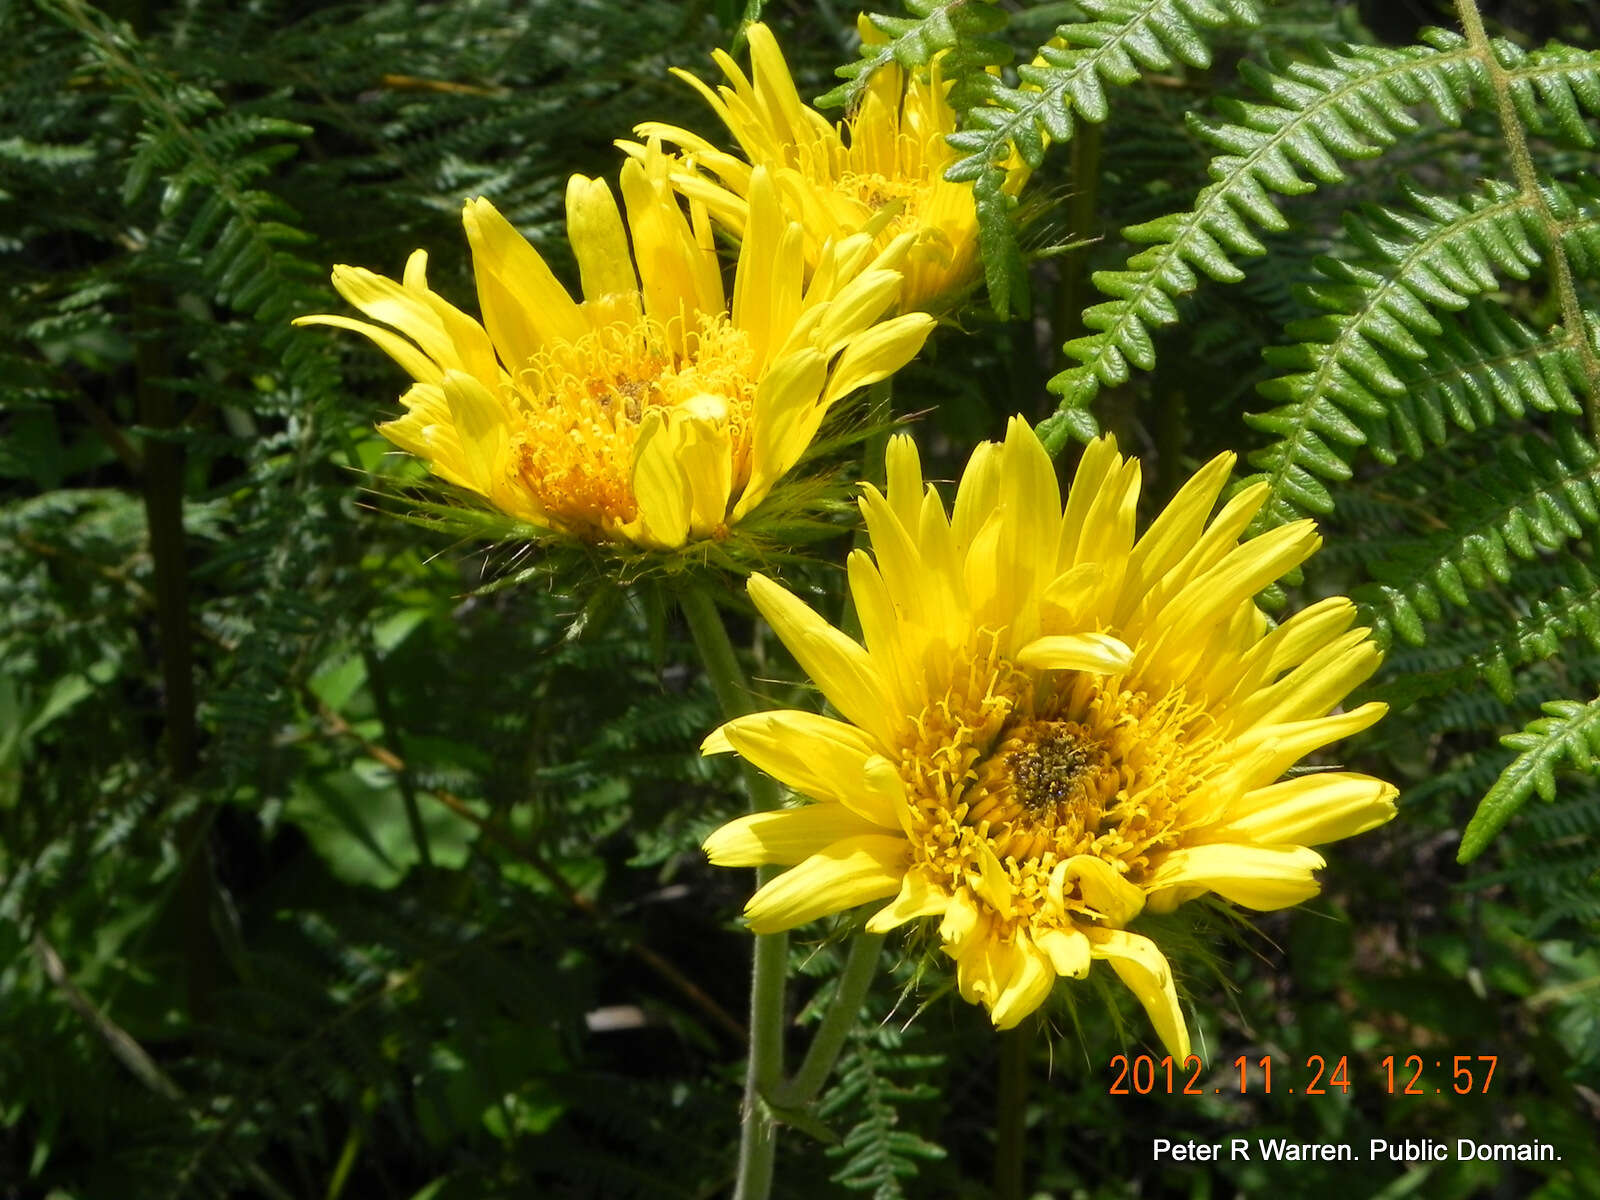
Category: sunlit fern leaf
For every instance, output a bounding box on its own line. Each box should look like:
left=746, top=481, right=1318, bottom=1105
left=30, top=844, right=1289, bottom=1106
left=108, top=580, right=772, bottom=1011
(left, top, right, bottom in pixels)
left=1460, top=693, right=1600, bottom=861
left=946, top=0, right=1263, bottom=320
left=1243, top=179, right=1600, bottom=528
left=1375, top=559, right=1600, bottom=707
left=1472, top=560, right=1600, bottom=701
left=816, top=0, right=1010, bottom=114
left=1035, top=29, right=1600, bottom=449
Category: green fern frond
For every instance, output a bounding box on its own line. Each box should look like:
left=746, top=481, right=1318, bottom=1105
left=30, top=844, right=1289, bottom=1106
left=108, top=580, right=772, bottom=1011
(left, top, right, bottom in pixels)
left=1378, top=559, right=1600, bottom=706
left=816, top=0, right=1009, bottom=114
left=1460, top=692, right=1600, bottom=862
left=1384, top=302, right=1589, bottom=442
left=818, top=1033, right=946, bottom=1198
left=1359, top=423, right=1600, bottom=648
left=1244, top=181, right=1600, bottom=526
left=949, top=0, right=1262, bottom=319
left=1518, top=793, right=1600, bottom=841
left=947, top=0, right=1264, bottom=176
left=1037, top=37, right=1471, bottom=445
left=1472, top=560, right=1600, bottom=700
left=1035, top=30, right=1600, bottom=449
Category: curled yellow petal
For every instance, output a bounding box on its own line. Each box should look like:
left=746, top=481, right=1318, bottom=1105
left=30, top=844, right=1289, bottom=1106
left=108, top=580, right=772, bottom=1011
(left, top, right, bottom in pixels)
left=1088, top=928, right=1191, bottom=1061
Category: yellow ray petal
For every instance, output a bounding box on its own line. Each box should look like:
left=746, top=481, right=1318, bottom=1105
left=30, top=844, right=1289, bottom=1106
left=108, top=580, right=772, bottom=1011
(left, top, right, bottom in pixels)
left=950, top=440, right=1001, bottom=552
left=1217, top=597, right=1360, bottom=713
left=672, top=398, right=735, bottom=538
left=1146, top=843, right=1326, bottom=911
left=1016, top=632, right=1134, bottom=676
left=619, top=152, right=723, bottom=332
left=292, top=314, right=442, bottom=384
left=1087, top=928, right=1191, bottom=1060
left=1040, top=562, right=1106, bottom=624
left=565, top=174, right=639, bottom=305
left=884, top=433, right=925, bottom=539
left=461, top=197, right=584, bottom=361
left=989, top=937, right=1056, bottom=1029
left=959, top=921, right=1020, bottom=1007
left=378, top=384, right=473, bottom=487
left=1202, top=772, right=1398, bottom=847
left=813, top=269, right=907, bottom=351
left=1159, top=521, right=1322, bottom=638
left=970, top=837, right=1014, bottom=920
left=703, top=803, right=886, bottom=867
left=730, top=167, right=788, bottom=362
left=865, top=869, right=949, bottom=933
left=1056, top=436, right=1123, bottom=566
left=1229, top=701, right=1389, bottom=786
left=1232, top=630, right=1382, bottom=728
left=1050, top=855, right=1145, bottom=924
left=821, top=312, right=937, bottom=405
left=1121, top=450, right=1235, bottom=617
left=742, top=834, right=909, bottom=932
left=846, top=550, right=914, bottom=697
left=712, top=709, right=902, bottom=826
left=439, top=370, right=510, bottom=498
left=1035, top=927, right=1091, bottom=978
left=938, top=886, right=982, bottom=948
left=747, top=573, right=896, bottom=747
left=734, top=348, right=829, bottom=520
left=629, top=410, right=690, bottom=548
left=326, top=264, right=460, bottom=372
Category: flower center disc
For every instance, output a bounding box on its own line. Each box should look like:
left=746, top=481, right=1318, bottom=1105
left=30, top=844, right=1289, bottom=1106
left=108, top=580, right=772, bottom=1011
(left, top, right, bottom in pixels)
left=509, top=312, right=756, bottom=536
left=899, top=655, right=1226, bottom=931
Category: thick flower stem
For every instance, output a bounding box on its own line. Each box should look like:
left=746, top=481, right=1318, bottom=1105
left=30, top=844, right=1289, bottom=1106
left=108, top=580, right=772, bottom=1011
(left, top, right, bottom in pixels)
left=772, top=931, right=885, bottom=1109
left=680, top=587, right=787, bottom=1200
left=994, top=1020, right=1033, bottom=1200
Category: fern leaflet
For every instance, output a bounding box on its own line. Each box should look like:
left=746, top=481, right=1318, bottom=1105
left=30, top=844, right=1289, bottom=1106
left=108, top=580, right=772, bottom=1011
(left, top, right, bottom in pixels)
left=1460, top=693, right=1600, bottom=862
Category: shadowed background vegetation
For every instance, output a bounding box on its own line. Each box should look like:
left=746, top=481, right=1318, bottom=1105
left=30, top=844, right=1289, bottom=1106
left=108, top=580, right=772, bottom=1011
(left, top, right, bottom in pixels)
left=2, top=0, right=1597, bottom=1197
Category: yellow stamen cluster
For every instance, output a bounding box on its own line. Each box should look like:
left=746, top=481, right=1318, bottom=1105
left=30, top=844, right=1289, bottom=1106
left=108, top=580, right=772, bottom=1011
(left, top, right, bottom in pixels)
left=511, top=313, right=756, bottom=535
left=904, top=668, right=1224, bottom=941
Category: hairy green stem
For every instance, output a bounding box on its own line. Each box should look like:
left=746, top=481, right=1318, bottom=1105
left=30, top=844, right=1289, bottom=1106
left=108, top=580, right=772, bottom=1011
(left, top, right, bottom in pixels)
left=994, top=1021, right=1032, bottom=1200
left=1455, top=0, right=1600, bottom=440
left=772, top=931, right=885, bottom=1108
left=679, top=587, right=786, bottom=1200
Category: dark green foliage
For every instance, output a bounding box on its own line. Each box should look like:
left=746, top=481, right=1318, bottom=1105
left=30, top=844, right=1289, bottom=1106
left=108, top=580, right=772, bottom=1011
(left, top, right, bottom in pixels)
left=1354, top=423, right=1600, bottom=649
left=5, top=1, right=1600, bottom=1197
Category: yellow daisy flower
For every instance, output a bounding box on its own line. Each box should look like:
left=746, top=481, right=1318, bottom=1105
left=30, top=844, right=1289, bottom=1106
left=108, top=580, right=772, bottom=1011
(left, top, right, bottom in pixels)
left=296, top=146, right=935, bottom=550
left=702, top=419, right=1397, bottom=1054
left=632, top=19, right=1022, bottom=314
